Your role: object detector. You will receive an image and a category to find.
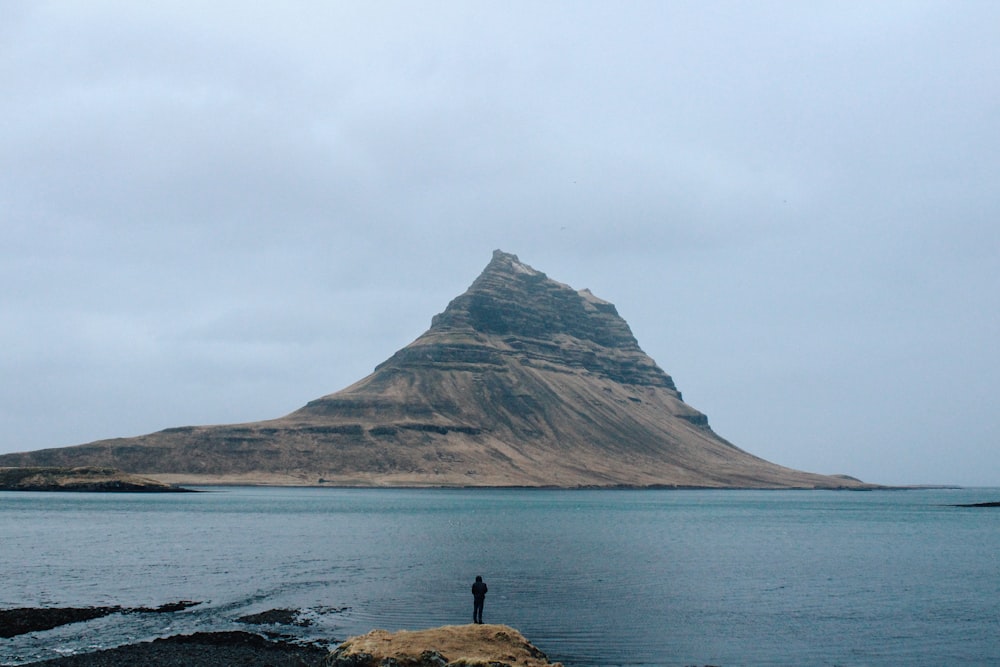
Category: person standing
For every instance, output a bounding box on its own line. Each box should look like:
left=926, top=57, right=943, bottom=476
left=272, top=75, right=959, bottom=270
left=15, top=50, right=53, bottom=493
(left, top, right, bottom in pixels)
left=471, top=575, right=488, bottom=624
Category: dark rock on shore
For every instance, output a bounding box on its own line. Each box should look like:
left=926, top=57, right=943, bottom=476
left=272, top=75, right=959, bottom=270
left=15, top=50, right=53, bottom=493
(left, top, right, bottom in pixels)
left=0, top=607, right=121, bottom=639
left=0, top=467, right=194, bottom=492
left=953, top=501, right=1000, bottom=507
left=0, top=602, right=200, bottom=638
left=23, top=631, right=328, bottom=667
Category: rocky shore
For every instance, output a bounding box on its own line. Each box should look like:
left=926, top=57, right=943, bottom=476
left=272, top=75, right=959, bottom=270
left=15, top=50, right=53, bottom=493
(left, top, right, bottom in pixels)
left=0, top=604, right=327, bottom=666
left=325, top=624, right=562, bottom=666
left=2, top=606, right=570, bottom=666
left=0, top=603, right=200, bottom=638
left=0, top=605, right=737, bottom=666
left=21, top=631, right=328, bottom=667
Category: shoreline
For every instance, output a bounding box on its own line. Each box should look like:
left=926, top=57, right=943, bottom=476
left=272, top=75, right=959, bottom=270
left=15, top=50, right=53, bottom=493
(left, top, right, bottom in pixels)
left=156, top=476, right=906, bottom=490
left=1, top=607, right=573, bottom=667
left=1, top=604, right=330, bottom=666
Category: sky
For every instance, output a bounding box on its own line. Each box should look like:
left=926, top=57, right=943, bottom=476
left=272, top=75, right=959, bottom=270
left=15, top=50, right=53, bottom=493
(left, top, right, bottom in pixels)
left=2, top=1, right=998, bottom=486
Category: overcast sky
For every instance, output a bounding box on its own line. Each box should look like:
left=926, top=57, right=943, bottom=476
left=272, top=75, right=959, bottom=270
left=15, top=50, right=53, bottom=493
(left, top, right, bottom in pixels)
left=2, top=1, right=998, bottom=486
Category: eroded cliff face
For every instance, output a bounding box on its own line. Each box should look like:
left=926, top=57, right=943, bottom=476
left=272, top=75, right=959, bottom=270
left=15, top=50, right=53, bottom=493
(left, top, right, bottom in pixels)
left=0, top=251, right=867, bottom=488
left=411, top=251, right=675, bottom=388
left=300, top=250, right=682, bottom=416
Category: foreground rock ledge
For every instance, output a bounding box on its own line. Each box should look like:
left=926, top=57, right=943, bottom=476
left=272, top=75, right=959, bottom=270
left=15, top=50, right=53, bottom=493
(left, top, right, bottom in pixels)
left=326, top=624, right=562, bottom=667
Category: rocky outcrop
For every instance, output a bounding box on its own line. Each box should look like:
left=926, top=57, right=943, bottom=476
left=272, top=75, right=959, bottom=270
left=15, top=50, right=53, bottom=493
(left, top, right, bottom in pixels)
left=0, top=466, right=193, bottom=492
left=0, top=607, right=122, bottom=639
left=0, top=251, right=868, bottom=489
left=325, top=624, right=562, bottom=667
left=0, top=602, right=199, bottom=638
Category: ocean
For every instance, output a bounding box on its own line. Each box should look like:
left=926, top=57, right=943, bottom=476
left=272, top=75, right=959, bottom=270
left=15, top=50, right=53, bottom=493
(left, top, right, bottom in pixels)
left=1, top=487, right=998, bottom=666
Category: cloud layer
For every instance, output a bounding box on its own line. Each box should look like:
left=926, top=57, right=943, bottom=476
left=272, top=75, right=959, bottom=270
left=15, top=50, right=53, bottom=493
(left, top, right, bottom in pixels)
left=2, top=2, right=998, bottom=485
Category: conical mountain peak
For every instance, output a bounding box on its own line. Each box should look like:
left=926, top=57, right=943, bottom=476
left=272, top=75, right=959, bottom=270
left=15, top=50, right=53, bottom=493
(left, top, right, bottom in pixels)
left=430, top=250, right=643, bottom=355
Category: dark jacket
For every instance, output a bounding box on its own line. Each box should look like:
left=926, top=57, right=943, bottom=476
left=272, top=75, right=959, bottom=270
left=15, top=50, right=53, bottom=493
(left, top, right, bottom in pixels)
left=472, top=581, right=488, bottom=600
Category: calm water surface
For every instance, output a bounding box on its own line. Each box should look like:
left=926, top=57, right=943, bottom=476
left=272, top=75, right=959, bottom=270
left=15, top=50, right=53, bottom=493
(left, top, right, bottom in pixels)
left=1, top=487, right=998, bottom=666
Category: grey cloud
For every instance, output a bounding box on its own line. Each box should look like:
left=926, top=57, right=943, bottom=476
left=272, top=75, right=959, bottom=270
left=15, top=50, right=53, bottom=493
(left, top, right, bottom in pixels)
left=2, top=1, right=998, bottom=484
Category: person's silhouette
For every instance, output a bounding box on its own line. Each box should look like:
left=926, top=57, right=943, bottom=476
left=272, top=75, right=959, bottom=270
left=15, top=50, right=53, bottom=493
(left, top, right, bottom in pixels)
left=471, top=575, right=488, bottom=624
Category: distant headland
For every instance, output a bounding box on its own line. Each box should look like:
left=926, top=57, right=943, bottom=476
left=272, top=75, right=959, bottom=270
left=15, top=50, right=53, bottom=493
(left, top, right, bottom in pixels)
left=0, top=466, right=194, bottom=492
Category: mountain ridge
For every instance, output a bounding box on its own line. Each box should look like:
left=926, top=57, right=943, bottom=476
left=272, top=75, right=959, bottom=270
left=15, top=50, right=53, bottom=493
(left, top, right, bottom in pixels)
left=0, top=250, right=869, bottom=489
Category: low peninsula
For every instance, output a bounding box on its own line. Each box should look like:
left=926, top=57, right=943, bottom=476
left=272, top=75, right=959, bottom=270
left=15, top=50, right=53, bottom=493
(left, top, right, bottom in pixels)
left=0, top=466, right=194, bottom=492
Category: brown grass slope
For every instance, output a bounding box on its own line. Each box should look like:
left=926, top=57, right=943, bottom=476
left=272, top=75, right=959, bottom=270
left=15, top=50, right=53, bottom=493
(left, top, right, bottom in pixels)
left=0, top=251, right=866, bottom=488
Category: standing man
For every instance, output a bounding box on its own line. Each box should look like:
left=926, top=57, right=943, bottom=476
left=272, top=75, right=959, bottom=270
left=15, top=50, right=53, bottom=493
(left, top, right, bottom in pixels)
left=471, top=575, right=488, bottom=624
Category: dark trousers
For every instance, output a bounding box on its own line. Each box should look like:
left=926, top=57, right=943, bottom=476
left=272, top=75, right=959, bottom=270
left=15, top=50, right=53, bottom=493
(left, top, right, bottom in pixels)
left=473, top=597, right=485, bottom=623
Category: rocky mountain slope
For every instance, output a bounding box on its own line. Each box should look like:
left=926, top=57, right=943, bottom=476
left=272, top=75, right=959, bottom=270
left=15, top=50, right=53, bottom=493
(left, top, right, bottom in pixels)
left=0, top=251, right=866, bottom=488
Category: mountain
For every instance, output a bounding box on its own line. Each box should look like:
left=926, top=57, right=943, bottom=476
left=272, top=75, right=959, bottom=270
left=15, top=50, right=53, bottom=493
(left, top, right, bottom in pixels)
left=0, top=250, right=866, bottom=488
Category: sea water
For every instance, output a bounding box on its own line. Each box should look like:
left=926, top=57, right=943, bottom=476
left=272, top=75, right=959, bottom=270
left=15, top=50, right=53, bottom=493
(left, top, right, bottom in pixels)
left=1, top=487, right=998, bottom=666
